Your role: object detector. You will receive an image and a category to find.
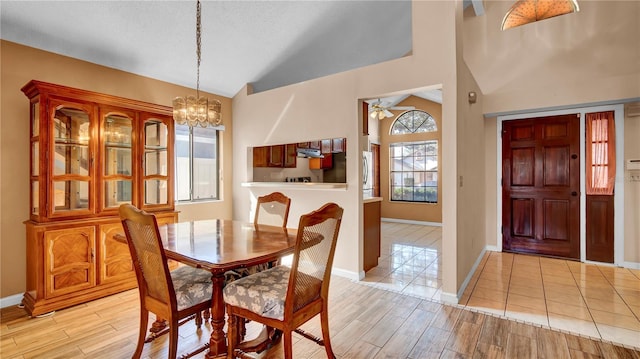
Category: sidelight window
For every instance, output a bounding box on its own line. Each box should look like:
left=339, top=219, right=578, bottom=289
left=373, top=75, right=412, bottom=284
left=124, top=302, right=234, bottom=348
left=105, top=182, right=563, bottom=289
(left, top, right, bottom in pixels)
left=586, top=111, right=616, bottom=195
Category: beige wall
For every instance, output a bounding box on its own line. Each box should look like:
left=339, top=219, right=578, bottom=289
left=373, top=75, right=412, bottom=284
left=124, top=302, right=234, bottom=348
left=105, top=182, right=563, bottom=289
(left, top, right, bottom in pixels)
left=464, top=1, right=640, bottom=114
left=379, top=96, right=443, bottom=223
left=232, top=1, right=462, bottom=297
left=624, top=104, right=640, bottom=263
left=454, top=6, right=486, bottom=291
left=0, top=40, right=234, bottom=298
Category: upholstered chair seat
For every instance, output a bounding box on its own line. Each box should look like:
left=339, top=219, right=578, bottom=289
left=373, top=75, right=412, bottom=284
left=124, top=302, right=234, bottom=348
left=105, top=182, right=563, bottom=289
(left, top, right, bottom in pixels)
left=170, top=265, right=213, bottom=311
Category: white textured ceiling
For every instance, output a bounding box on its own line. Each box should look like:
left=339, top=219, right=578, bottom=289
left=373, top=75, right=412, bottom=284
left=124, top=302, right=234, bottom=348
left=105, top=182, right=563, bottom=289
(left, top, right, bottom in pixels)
left=1, top=0, right=412, bottom=97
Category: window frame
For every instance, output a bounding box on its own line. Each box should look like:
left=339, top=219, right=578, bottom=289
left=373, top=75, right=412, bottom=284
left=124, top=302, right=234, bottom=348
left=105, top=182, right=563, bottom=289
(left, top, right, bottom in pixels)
left=174, top=124, right=220, bottom=202
left=389, top=140, right=439, bottom=203
left=390, top=110, right=437, bottom=135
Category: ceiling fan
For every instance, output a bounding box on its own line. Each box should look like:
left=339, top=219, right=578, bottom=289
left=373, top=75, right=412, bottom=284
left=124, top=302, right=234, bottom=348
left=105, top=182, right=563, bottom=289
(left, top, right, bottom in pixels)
left=368, top=99, right=414, bottom=120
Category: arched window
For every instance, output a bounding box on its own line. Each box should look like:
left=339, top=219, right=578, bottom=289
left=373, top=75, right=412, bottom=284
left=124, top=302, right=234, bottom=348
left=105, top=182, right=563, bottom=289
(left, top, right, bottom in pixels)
left=390, top=110, right=437, bottom=135
left=389, top=110, right=439, bottom=203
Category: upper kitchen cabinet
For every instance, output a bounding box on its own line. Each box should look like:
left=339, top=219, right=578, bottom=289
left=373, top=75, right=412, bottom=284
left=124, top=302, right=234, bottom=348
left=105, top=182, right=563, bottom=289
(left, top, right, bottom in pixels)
left=321, top=139, right=332, bottom=154
left=253, top=144, right=297, bottom=168
left=253, top=146, right=269, bottom=167
left=321, top=138, right=347, bottom=154
left=269, top=145, right=285, bottom=167
left=284, top=143, right=297, bottom=167
left=331, top=138, right=346, bottom=153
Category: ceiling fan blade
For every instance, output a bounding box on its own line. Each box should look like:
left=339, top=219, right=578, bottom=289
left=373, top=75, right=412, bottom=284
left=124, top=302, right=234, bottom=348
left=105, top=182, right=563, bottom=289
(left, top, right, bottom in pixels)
left=383, top=109, right=394, bottom=118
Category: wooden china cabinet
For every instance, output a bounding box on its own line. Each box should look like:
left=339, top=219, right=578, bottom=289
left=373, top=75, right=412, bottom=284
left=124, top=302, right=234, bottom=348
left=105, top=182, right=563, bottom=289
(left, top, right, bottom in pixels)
left=21, top=80, right=178, bottom=316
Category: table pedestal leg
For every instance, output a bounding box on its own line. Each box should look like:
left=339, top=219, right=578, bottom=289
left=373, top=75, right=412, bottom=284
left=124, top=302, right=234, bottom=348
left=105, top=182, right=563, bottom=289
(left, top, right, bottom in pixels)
left=205, top=274, right=227, bottom=358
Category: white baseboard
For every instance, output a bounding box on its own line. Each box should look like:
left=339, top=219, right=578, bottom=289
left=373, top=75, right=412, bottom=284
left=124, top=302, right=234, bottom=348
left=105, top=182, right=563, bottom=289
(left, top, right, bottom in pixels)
left=455, top=247, right=491, bottom=301
left=621, top=261, right=640, bottom=270
left=0, top=293, right=23, bottom=309
left=440, top=292, right=458, bottom=304
left=332, top=267, right=361, bottom=281
left=381, top=218, right=442, bottom=227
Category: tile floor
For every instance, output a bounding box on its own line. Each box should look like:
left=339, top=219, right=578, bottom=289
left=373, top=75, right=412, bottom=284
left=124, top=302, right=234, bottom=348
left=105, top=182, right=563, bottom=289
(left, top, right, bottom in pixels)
left=362, top=221, right=640, bottom=349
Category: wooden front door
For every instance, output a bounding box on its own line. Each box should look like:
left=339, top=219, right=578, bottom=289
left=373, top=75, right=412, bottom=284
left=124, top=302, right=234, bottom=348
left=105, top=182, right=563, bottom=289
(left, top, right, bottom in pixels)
left=502, top=114, right=580, bottom=259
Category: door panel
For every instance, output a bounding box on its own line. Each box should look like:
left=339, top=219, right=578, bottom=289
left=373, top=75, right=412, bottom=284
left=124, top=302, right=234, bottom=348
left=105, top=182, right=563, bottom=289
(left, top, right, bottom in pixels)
left=586, top=195, right=614, bottom=263
left=502, top=114, right=580, bottom=259
left=44, top=226, right=96, bottom=298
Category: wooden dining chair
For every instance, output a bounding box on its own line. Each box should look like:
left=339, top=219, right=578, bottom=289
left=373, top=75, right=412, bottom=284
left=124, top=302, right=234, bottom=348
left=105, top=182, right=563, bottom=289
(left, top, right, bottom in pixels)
left=254, top=191, right=291, bottom=228
left=224, top=202, right=344, bottom=359
left=119, top=204, right=213, bottom=359
left=225, top=192, right=292, bottom=284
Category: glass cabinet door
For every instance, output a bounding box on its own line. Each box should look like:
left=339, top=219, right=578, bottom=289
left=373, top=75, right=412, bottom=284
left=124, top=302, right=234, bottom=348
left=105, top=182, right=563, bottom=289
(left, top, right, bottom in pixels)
left=31, top=101, right=40, bottom=217
left=142, top=115, right=172, bottom=208
left=50, top=101, right=94, bottom=216
left=102, top=111, right=134, bottom=210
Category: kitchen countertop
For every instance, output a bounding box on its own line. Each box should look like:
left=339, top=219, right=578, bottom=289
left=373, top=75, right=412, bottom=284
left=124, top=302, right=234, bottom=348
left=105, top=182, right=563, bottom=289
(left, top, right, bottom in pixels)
left=363, top=196, right=383, bottom=203
left=241, top=182, right=348, bottom=190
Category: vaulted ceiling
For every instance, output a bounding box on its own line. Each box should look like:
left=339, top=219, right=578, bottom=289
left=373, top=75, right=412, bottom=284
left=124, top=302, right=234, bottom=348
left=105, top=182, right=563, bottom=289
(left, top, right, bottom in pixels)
left=1, top=1, right=413, bottom=98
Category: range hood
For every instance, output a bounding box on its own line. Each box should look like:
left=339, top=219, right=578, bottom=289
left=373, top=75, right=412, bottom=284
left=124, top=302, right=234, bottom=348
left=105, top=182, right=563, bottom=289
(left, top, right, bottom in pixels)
left=296, top=148, right=324, bottom=158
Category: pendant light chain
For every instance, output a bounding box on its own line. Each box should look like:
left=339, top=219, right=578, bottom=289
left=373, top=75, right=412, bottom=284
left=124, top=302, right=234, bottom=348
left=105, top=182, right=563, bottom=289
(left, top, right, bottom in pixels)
left=172, top=0, right=222, bottom=127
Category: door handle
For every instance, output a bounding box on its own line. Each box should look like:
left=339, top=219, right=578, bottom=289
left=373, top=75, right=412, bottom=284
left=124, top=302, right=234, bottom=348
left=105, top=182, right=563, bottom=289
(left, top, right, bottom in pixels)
left=571, top=191, right=578, bottom=196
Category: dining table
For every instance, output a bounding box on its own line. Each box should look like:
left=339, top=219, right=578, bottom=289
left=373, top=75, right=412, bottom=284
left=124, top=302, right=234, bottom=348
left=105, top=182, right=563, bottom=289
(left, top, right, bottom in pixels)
left=142, top=219, right=296, bottom=358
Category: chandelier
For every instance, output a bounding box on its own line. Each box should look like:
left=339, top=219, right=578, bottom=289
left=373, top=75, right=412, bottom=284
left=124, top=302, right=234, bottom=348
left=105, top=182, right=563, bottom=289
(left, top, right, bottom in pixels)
left=501, top=0, right=580, bottom=31
left=173, top=0, right=222, bottom=127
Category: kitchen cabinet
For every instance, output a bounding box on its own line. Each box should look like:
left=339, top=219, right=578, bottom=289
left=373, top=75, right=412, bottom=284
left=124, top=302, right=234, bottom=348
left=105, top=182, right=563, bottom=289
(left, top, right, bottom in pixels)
left=309, top=140, right=321, bottom=150
left=253, top=146, right=269, bottom=167
left=268, top=145, right=284, bottom=167
left=21, top=80, right=177, bottom=316
left=363, top=199, right=381, bottom=272
left=253, top=144, right=297, bottom=168
left=332, top=138, right=346, bottom=153
left=284, top=144, right=297, bottom=168
left=309, top=153, right=333, bottom=170
left=321, top=139, right=332, bottom=154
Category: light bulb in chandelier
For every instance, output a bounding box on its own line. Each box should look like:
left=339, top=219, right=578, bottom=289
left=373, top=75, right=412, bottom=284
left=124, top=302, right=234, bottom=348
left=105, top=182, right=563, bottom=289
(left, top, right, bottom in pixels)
left=172, top=95, right=221, bottom=128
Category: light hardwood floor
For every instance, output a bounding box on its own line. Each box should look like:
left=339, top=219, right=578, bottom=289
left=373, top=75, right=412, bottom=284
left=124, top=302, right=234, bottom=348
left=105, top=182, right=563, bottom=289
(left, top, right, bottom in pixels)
left=2, top=222, right=639, bottom=358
